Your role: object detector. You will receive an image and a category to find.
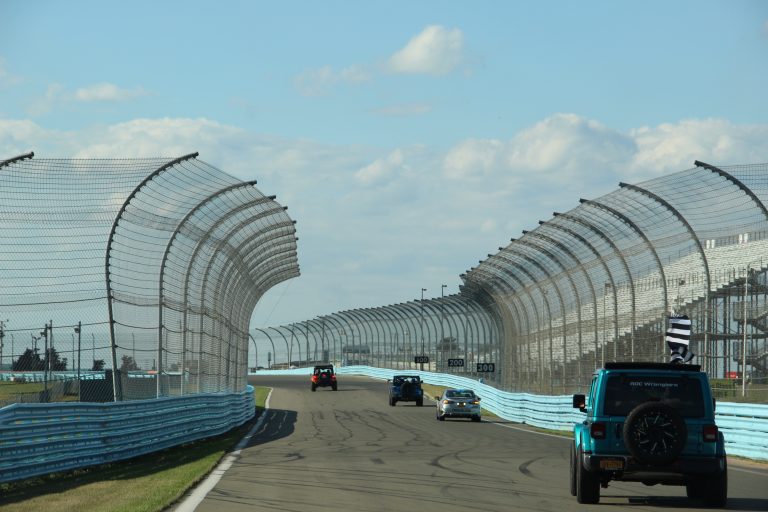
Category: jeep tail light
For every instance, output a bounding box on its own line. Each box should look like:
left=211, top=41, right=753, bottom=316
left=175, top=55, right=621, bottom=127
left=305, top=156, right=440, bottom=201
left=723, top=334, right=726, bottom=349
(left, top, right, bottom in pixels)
left=590, top=422, right=606, bottom=439
left=703, top=425, right=718, bottom=442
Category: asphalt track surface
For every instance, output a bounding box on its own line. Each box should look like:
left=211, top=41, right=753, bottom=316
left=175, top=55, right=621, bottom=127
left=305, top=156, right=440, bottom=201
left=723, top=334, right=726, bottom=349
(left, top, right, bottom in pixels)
left=176, top=375, right=768, bottom=512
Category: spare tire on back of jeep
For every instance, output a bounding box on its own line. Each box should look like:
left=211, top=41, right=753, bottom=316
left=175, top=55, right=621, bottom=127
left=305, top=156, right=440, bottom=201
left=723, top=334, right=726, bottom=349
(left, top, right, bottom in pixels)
left=623, top=401, right=687, bottom=465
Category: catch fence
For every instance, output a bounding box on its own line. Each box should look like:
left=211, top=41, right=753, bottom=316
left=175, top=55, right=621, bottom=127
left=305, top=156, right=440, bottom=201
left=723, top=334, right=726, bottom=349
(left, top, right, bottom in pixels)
left=255, top=161, right=768, bottom=401
left=0, top=152, right=299, bottom=402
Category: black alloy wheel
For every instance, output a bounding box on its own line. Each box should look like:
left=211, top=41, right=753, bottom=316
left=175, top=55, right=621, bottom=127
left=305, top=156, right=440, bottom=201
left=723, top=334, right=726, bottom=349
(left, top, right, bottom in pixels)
left=623, top=401, right=687, bottom=465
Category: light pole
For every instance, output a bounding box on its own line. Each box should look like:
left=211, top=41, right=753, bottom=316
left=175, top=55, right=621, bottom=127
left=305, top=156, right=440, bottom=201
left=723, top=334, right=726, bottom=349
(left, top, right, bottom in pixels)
left=463, top=298, right=469, bottom=368
left=320, top=319, right=326, bottom=363
left=742, top=265, right=751, bottom=397
left=252, top=328, right=277, bottom=369
left=268, top=327, right=291, bottom=367
left=603, top=283, right=610, bottom=367
left=420, top=288, right=427, bottom=370
left=403, top=328, right=410, bottom=370
left=338, top=328, right=345, bottom=366
left=739, top=259, right=763, bottom=397
left=0, top=319, right=6, bottom=371
left=74, top=322, right=81, bottom=400
left=441, top=284, right=446, bottom=370
left=248, top=334, right=258, bottom=371
left=41, top=323, right=49, bottom=401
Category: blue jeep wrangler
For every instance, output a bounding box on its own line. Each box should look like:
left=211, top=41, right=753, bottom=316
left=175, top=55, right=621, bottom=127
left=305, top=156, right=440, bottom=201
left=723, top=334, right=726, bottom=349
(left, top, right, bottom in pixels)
left=388, top=375, right=424, bottom=406
left=571, top=362, right=727, bottom=506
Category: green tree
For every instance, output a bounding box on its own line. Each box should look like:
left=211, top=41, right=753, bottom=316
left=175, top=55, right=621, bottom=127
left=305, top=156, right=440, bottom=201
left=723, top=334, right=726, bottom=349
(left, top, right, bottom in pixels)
left=44, top=347, right=67, bottom=371
left=120, top=355, right=139, bottom=371
left=12, top=348, right=43, bottom=371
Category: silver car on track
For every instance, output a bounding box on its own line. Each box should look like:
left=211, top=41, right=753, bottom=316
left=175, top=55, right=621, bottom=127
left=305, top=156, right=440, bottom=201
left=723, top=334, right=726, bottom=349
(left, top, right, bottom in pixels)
left=435, top=388, right=481, bottom=422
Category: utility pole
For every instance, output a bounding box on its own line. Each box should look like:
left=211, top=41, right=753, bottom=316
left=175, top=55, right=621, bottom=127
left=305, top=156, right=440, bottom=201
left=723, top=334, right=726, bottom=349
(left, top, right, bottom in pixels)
left=420, top=288, right=427, bottom=370
left=0, top=320, right=6, bottom=371
left=41, top=323, right=49, bottom=402
left=441, top=284, right=446, bottom=370
left=75, top=322, right=82, bottom=401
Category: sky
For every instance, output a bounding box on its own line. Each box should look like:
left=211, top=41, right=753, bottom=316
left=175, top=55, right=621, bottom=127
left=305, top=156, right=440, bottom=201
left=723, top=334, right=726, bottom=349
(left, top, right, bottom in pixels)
left=2, top=0, right=768, bottom=333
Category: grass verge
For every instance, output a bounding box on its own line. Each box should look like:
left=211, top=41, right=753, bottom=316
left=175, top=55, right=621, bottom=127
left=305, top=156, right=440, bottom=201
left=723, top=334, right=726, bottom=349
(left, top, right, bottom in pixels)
left=0, top=387, right=271, bottom=512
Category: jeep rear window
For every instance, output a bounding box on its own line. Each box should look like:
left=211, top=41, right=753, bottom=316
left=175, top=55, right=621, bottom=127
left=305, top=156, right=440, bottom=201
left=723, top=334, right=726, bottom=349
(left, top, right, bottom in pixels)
left=603, top=375, right=705, bottom=418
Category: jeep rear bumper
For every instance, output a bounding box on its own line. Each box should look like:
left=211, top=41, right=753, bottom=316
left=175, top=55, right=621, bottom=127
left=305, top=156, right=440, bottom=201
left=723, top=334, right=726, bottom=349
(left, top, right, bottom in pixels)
left=583, top=453, right=725, bottom=482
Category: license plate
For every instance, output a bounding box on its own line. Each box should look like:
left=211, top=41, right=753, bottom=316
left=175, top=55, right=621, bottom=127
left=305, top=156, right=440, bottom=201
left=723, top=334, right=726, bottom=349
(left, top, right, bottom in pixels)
left=599, top=459, right=624, bottom=470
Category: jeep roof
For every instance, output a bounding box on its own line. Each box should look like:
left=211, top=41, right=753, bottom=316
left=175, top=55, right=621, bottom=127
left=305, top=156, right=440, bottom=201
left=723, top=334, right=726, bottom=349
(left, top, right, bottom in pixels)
left=602, top=361, right=701, bottom=372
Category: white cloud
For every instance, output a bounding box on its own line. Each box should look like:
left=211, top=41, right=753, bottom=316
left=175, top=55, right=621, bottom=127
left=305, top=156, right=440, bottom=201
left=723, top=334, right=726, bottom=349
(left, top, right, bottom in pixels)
left=387, top=25, right=464, bottom=75
left=480, top=219, right=496, bottom=232
left=26, top=83, right=65, bottom=116
left=506, top=114, right=635, bottom=180
left=355, top=149, right=408, bottom=185
left=444, top=138, right=504, bottom=180
left=4, top=114, right=768, bottom=326
left=73, top=82, right=150, bottom=102
left=442, top=114, right=635, bottom=193
left=0, top=58, right=22, bottom=88
left=439, top=114, right=768, bottom=202
left=0, top=119, right=49, bottom=155
left=25, top=82, right=150, bottom=116
left=629, top=118, right=768, bottom=175
left=295, top=65, right=371, bottom=96
left=293, top=25, right=464, bottom=97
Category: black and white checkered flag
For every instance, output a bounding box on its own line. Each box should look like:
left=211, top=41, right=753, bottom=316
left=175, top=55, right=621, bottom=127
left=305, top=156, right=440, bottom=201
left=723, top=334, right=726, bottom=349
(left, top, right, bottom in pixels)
left=666, top=313, right=694, bottom=363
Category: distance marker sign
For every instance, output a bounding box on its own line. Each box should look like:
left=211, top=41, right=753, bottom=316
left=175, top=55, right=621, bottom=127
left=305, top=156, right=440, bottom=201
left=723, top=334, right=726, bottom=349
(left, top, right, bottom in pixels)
left=476, top=362, right=495, bottom=373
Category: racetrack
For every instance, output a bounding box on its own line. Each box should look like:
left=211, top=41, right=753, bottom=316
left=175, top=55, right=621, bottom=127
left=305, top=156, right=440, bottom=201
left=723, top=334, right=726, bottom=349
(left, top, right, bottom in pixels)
left=178, top=375, right=768, bottom=512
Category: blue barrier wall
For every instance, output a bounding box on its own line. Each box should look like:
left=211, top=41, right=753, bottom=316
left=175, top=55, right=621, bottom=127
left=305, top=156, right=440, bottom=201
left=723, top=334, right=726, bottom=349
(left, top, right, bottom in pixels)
left=1, top=366, right=764, bottom=485
left=0, top=387, right=255, bottom=484
left=257, top=366, right=768, bottom=461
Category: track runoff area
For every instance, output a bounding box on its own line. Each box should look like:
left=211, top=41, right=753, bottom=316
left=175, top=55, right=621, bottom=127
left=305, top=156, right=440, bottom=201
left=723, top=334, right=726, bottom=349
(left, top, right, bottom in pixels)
left=173, top=374, right=768, bottom=512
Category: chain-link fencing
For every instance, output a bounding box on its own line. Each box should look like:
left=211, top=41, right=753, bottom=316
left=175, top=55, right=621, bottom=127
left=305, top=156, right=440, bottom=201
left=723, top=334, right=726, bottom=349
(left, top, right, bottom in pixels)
left=255, top=161, right=768, bottom=402
left=1, top=152, right=298, bottom=405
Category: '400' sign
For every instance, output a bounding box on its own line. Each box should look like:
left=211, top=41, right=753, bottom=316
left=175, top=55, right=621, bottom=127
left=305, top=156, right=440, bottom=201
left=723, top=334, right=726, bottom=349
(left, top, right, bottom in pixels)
left=476, top=362, right=495, bottom=373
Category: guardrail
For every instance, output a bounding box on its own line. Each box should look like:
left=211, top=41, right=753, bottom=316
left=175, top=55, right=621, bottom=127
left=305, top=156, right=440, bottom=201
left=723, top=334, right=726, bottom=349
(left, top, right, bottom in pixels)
left=255, top=366, right=768, bottom=461
left=0, top=387, right=255, bottom=484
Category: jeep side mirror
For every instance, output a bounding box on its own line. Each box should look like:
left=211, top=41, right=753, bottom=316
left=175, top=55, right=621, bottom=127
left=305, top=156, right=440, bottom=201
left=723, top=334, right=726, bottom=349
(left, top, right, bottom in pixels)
left=434, top=396, right=441, bottom=401
left=476, top=397, right=481, bottom=401
left=712, top=397, right=716, bottom=412
left=572, top=393, right=586, bottom=411
left=386, top=379, right=391, bottom=382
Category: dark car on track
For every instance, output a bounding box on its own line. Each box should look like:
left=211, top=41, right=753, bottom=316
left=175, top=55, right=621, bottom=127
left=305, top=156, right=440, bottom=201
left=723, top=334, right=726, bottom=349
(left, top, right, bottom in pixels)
left=570, top=362, right=726, bottom=506
left=388, top=375, right=424, bottom=406
left=311, top=364, right=337, bottom=391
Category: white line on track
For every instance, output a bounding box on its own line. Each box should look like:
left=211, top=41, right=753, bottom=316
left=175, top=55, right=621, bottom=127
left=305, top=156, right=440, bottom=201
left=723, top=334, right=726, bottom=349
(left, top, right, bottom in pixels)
left=174, top=389, right=273, bottom=512
left=491, top=421, right=572, bottom=440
